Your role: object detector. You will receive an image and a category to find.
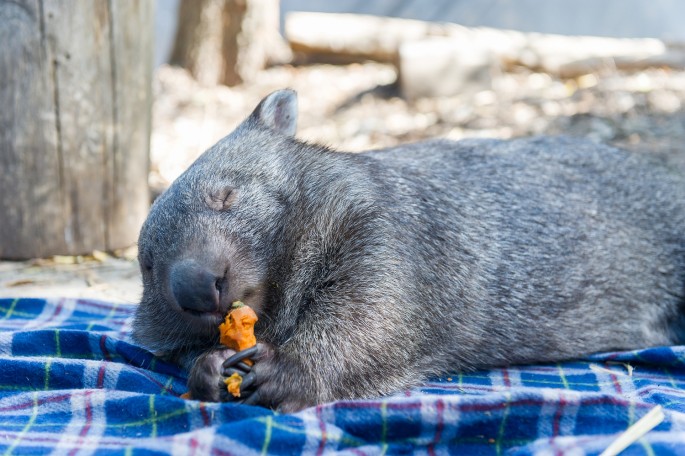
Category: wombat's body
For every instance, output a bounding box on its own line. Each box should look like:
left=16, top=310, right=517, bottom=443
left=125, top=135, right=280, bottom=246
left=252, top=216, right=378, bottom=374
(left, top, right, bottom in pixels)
left=133, top=90, right=685, bottom=411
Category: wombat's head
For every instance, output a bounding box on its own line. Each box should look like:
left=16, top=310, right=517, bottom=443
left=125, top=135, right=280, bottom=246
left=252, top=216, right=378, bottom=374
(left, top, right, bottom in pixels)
left=132, top=90, right=301, bottom=354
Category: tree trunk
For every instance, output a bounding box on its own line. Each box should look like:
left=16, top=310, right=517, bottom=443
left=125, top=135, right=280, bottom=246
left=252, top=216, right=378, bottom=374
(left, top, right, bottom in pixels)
left=170, top=0, right=289, bottom=86
left=0, top=0, right=152, bottom=260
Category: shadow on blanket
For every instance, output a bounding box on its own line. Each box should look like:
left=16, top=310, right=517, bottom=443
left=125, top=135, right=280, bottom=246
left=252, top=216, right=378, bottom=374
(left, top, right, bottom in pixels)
left=0, top=297, right=683, bottom=455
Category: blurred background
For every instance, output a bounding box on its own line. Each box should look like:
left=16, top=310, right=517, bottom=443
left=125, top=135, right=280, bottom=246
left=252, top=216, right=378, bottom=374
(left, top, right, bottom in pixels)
left=2, top=0, right=685, bottom=302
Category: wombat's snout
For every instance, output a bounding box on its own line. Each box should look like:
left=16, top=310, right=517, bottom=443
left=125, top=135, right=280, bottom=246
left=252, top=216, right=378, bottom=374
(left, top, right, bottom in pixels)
left=169, top=259, right=224, bottom=315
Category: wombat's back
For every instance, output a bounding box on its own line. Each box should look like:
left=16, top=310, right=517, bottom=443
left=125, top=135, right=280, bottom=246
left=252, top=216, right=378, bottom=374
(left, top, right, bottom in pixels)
left=365, top=136, right=685, bottom=371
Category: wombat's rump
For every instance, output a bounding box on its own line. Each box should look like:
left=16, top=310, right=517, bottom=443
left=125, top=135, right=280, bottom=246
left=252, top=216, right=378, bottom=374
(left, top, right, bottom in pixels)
left=132, top=89, right=685, bottom=412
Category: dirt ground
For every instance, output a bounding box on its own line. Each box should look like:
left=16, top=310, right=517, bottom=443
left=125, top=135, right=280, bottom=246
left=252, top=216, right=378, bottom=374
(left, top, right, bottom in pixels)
left=2, top=61, right=685, bottom=304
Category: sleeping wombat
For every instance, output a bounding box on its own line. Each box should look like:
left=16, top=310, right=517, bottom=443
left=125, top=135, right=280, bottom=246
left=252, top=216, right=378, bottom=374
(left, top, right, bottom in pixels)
left=132, top=89, right=685, bottom=412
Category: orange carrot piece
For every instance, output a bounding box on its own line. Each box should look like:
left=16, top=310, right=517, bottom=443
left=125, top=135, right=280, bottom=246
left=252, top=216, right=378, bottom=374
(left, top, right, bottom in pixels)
left=224, top=372, right=243, bottom=397
left=218, top=301, right=258, bottom=396
left=219, top=301, right=258, bottom=352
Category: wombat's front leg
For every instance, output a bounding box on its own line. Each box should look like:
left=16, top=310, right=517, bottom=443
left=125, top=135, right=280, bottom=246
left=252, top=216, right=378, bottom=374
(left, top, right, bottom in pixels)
left=184, top=343, right=317, bottom=410
left=222, top=331, right=420, bottom=412
left=222, top=343, right=318, bottom=412
left=187, top=347, right=253, bottom=402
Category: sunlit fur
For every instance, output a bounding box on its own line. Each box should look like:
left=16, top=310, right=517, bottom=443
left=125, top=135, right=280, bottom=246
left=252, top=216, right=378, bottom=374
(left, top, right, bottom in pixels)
left=134, top=90, right=685, bottom=412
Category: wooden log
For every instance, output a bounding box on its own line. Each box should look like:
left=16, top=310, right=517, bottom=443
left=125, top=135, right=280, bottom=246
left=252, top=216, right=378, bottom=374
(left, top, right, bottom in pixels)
left=399, top=37, right=494, bottom=99
left=285, top=12, right=685, bottom=97
left=0, top=0, right=152, bottom=259
left=285, top=12, right=451, bottom=65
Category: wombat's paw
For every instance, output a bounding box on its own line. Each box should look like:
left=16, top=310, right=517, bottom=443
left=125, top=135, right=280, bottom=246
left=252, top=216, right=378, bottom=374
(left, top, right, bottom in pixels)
left=221, top=343, right=311, bottom=412
left=187, top=348, right=237, bottom=402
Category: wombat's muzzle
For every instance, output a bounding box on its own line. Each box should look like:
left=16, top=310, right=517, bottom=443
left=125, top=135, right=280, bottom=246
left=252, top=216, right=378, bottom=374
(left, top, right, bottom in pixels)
left=169, top=258, right=224, bottom=314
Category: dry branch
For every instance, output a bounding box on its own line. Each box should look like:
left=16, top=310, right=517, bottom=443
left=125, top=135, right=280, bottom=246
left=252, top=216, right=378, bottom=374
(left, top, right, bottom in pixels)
left=285, top=12, right=685, bottom=97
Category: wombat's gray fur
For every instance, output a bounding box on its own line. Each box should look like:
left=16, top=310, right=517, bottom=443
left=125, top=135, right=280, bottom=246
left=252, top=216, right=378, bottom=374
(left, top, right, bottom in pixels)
left=132, top=89, right=685, bottom=412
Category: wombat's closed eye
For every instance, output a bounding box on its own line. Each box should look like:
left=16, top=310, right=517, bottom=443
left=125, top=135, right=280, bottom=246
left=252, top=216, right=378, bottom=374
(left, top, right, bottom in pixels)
left=139, top=251, right=153, bottom=272
left=205, top=186, right=237, bottom=211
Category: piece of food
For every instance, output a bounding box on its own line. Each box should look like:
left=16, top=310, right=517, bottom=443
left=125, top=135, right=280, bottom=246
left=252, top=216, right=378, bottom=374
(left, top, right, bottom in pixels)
left=219, top=301, right=258, bottom=396
left=219, top=301, right=258, bottom=352
left=224, top=372, right=243, bottom=397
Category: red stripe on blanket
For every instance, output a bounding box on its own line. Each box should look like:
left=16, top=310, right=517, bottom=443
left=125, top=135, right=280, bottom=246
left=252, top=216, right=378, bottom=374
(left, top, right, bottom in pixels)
left=76, top=299, right=132, bottom=314
left=0, top=393, right=72, bottom=412
left=97, top=335, right=111, bottom=389
left=553, top=394, right=565, bottom=438
left=100, top=335, right=111, bottom=361
left=607, top=367, right=623, bottom=394
left=200, top=402, right=211, bottom=427
left=316, top=404, right=327, bottom=456
left=67, top=390, right=94, bottom=456
left=550, top=393, right=567, bottom=456
left=334, top=401, right=423, bottom=411
left=96, top=362, right=107, bottom=389
left=49, top=299, right=64, bottom=324
left=428, top=399, right=446, bottom=456
left=189, top=436, right=200, bottom=455
left=131, top=366, right=177, bottom=394
left=502, top=368, right=511, bottom=387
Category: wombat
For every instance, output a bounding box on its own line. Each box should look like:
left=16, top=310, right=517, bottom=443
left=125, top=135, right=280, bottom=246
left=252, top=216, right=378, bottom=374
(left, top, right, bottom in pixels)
left=132, top=89, right=685, bottom=412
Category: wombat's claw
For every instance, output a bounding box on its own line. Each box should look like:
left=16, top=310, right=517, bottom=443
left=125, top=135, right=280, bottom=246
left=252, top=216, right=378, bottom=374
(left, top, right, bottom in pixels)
left=221, top=345, right=259, bottom=376
left=237, top=361, right=252, bottom=371
left=230, top=361, right=252, bottom=374
left=224, top=366, right=250, bottom=377
left=221, top=360, right=252, bottom=379
left=239, top=372, right=257, bottom=391
left=240, top=390, right=260, bottom=406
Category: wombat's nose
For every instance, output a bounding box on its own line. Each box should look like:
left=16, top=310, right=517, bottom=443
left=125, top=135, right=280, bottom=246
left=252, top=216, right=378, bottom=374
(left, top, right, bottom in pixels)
left=169, top=259, right=221, bottom=314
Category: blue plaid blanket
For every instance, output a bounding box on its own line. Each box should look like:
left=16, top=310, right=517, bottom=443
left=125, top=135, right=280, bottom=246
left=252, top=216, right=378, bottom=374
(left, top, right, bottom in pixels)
left=1, top=297, right=684, bottom=455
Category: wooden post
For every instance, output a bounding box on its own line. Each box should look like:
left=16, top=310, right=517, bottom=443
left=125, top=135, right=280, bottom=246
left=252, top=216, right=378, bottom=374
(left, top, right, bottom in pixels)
left=0, top=0, right=152, bottom=259
left=171, top=0, right=290, bottom=86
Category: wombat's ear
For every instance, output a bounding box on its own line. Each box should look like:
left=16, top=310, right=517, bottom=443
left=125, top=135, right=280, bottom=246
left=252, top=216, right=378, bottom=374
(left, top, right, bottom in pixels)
left=250, top=89, right=298, bottom=136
